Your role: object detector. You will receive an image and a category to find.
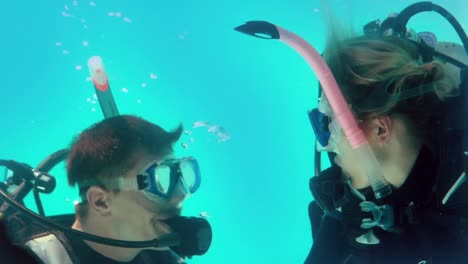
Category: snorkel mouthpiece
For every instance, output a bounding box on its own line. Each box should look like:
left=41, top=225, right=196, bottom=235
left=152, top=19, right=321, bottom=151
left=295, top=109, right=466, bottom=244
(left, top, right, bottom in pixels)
left=162, top=216, right=212, bottom=258
left=86, top=56, right=120, bottom=118
left=234, top=21, right=280, bottom=39
left=88, top=56, right=109, bottom=91
left=235, top=21, right=392, bottom=199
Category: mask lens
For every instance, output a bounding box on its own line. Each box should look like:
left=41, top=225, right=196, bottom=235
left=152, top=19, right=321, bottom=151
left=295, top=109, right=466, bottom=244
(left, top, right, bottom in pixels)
left=146, top=158, right=201, bottom=197
left=154, top=165, right=171, bottom=195
left=180, top=159, right=198, bottom=192
left=309, top=109, right=331, bottom=147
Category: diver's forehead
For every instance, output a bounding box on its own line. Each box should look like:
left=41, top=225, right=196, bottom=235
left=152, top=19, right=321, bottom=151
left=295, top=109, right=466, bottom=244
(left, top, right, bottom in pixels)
left=135, top=153, right=174, bottom=174
left=146, top=153, right=178, bottom=167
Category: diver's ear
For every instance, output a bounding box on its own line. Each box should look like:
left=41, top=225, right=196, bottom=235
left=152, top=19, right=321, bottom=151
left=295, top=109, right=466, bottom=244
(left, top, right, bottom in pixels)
left=367, top=116, right=393, bottom=144
left=87, top=186, right=112, bottom=216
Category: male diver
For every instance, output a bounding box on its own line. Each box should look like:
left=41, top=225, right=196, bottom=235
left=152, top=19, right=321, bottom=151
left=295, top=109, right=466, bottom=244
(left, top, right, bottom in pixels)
left=0, top=57, right=211, bottom=263
left=22, top=115, right=199, bottom=263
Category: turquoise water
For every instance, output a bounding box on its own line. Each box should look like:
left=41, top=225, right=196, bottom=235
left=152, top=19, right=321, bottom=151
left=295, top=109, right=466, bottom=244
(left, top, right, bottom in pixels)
left=0, top=0, right=466, bottom=263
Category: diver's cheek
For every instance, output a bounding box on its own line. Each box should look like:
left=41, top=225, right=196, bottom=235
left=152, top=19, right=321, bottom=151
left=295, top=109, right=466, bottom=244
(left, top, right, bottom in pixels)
left=348, top=164, right=371, bottom=189
left=339, top=151, right=369, bottom=189
left=140, top=191, right=163, bottom=206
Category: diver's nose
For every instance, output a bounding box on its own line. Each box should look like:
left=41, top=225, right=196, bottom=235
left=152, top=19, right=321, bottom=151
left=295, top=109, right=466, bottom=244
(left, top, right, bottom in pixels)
left=168, top=181, right=190, bottom=206
left=316, top=142, right=333, bottom=153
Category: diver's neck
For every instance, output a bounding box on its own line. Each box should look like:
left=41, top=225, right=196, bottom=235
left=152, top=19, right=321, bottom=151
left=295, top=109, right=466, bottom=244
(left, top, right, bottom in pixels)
left=71, top=219, right=141, bottom=262
left=383, top=141, right=421, bottom=189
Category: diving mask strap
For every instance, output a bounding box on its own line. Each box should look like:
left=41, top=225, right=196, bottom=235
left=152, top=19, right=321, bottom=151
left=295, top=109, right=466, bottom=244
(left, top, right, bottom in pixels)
left=353, top=82, right=436, bottom=113
left=78, top=175, right=148, bottom=194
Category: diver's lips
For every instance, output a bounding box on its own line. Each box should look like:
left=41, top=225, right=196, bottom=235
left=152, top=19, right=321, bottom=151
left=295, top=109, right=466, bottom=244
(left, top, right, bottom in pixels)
left=157, top=212, right=178, bottom=220
left=157, top=205, right=183, bottom=220
left=154, top=220, right=172, bottom=234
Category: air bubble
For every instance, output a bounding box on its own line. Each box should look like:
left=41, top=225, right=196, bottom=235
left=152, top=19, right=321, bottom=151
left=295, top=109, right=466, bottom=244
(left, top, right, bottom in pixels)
left=200, top=211, right=211, bottom=218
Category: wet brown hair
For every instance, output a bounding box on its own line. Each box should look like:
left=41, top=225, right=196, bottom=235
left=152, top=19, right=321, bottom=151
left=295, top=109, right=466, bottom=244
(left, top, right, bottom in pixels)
left=67, top=115, right=183, bottom=219
left=322, top=34, right=456, bottom=150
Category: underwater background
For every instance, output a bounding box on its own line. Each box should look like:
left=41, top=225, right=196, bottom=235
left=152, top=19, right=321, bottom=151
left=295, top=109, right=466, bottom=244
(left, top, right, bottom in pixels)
left=0, top=0, right=466, bottom=263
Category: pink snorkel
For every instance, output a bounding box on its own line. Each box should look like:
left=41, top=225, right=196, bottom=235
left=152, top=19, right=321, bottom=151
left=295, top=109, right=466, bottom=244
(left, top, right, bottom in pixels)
left=235, top=21, right=392, bottom=199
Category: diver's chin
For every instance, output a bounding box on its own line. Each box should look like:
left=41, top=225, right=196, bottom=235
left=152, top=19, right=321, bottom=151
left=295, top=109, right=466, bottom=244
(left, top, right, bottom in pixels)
left=152, top=209, right=181, bottom=233
left=151, top=218, right=174, bottom=246
left=349, top=175, right=371, bottom=189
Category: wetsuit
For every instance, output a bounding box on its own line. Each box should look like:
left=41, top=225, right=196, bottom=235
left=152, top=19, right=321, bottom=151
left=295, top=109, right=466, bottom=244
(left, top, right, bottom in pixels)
left=305, top=147, right=468, bottom=264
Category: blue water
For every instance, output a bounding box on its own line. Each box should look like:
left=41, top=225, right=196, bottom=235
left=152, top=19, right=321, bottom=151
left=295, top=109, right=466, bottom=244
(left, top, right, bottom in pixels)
left=0, top=0, right=466, bottom=263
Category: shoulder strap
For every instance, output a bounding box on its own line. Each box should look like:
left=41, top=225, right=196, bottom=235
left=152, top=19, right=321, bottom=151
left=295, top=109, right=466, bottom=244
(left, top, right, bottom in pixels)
left=24, top=233, right=74, bottom=264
